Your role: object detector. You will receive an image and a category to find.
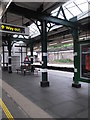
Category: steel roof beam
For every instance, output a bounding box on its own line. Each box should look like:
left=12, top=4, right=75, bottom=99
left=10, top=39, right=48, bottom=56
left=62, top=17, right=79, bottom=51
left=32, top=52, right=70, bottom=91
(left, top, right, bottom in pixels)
left=7, top=3, right=76, bottom=28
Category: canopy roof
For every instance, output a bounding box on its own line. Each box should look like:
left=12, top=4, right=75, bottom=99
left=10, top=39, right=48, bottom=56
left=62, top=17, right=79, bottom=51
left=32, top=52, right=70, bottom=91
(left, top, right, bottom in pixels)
left=1, top=1, right=67, bottom=24
left=30, top=0, right=90, bottom=38
left=0, top=0, right=89, bottom=38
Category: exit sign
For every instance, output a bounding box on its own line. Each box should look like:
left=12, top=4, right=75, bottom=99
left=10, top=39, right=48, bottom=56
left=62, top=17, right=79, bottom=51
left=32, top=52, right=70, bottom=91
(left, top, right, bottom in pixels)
left=0, top=22, right=29, bottom=35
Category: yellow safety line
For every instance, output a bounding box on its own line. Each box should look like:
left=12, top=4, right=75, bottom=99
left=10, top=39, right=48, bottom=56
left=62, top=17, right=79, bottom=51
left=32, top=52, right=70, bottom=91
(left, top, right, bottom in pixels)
left=0, top=98, right=14, bottom=120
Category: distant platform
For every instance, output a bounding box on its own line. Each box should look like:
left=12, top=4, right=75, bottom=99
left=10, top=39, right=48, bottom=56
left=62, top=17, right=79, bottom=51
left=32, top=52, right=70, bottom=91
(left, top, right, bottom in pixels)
left=33, top=62, right=74, bottom=72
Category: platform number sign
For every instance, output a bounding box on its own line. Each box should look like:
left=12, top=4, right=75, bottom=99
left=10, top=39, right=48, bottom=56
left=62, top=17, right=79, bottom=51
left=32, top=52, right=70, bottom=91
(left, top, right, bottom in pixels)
left=80, top=43, right=90, bottom=80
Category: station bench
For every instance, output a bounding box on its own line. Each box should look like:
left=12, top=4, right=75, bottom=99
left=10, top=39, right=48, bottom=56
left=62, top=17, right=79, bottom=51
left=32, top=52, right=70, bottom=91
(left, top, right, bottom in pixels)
left=16, top=65, right=31, bottom=75
left=16, top=65, right=40, bottom=75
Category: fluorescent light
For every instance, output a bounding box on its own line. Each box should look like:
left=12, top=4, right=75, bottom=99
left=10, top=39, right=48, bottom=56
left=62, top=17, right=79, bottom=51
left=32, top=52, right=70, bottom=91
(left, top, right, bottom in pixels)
left=18, top=35, right=24, bottom=39
left=24, top=36, right=29, bottom=39
left=34, top=47, right=38, bottom=49
left=35, top=49, right=40, bottom=51
left=49, top=42, right=57, bottom=46
left=13, top=34, right=18, bottom=38
left=61, top=40, right=72, bottom=43
left=79, top=36, right=90, bottom=40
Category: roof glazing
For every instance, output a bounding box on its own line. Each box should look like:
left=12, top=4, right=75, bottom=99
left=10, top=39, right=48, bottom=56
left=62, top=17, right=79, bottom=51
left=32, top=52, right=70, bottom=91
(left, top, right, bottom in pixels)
left=30, top=0, right=89, bottom=38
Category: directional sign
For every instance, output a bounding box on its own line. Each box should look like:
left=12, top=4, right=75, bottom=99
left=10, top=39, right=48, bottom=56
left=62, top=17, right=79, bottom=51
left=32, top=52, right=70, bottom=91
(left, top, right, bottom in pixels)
left=0, top=22, right=29, bottom=35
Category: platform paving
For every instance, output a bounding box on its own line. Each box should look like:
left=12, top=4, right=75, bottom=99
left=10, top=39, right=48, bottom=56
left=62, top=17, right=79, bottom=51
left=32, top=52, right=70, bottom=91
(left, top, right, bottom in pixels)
left=2, top=89, right=29, bottom=119
left=2, top=70, right=89, bottom=119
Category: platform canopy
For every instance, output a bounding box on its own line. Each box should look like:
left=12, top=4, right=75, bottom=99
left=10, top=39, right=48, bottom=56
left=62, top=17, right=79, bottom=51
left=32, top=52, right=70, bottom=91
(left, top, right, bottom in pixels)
left=0, top=0, right=68, bottom=26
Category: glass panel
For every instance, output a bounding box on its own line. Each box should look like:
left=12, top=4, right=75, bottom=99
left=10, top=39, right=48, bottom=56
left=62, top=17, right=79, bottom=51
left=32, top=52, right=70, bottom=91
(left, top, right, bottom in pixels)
left=63, top=1, right=72, bottom=9
left=69, top=6, right=82, bottom=16
left=29, top=23, right=40, bottom=38
left=51, top=7, right=60, bottom=14
left=50, top=25, right=62, bottom=31
left=51, top=11, right=58, bottom=16
left=78, top=2, right=88, bottom=12
left=64, top=2, right=75, bottom=9
left=74, top=0, right=87, bottom=5
left=63, top=8, right=73, bottom=20
left=58, top=13, right=64, bottom=19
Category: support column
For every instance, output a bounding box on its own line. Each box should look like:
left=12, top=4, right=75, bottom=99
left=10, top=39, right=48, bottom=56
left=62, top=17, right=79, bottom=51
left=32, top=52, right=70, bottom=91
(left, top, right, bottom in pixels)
left=2, top=45, right=4, bottom=67
left=72, top=28, right=81, bottom=88
left=26, top=45, right=27, bottom=56
left=30, top=42, right=34, bottom=72
left=40, top=20, right=49, bottom=87
left=21, top=47, right=22, bottom=66
left=8, top=39, right=12, bottom=73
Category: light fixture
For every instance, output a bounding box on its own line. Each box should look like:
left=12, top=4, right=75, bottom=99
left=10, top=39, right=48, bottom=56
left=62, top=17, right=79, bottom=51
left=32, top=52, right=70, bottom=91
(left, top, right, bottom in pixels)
left=24, top=35, right=29, bottom=39
left=61, top=40, right=72, bottom=43
left=49, top=42, right=57, bottom=46
left=18, top=35, right=24, bottom=39
left=13, top=34, right=18, bottom=38
left=37, top=21, right=41, bottom=26
left=34, top=47, right=38, bottom=49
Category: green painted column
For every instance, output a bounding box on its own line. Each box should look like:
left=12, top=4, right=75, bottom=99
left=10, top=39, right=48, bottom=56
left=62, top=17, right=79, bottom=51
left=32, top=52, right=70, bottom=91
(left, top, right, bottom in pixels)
left=21, top=47, right=22, bottom=66
left=72, top=28, right=81, bottom=88
left=40, top=20, right=49, bottom=87
left=2, top=45, right=4, bottom=67
left=30, top=42, right=34, bottom=72
left=8, top=38, right=12, bottom=73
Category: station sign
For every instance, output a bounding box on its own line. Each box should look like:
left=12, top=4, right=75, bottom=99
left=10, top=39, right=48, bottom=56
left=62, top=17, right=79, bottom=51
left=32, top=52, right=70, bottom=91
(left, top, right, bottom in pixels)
left=0, top=22, right=29, bottom=35
left=24, top=56, right=30, bottom=67
left=80, top=43, right=90, bottom=80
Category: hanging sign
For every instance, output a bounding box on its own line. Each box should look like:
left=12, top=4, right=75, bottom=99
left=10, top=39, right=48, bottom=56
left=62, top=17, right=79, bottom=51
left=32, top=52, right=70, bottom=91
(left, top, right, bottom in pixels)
left=0, top=22, right=29, bottom=35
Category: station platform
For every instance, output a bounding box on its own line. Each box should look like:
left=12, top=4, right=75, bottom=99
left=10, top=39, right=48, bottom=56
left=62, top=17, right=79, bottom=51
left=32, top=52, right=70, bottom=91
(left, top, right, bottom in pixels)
left=0, top=70, right=89, bottom=119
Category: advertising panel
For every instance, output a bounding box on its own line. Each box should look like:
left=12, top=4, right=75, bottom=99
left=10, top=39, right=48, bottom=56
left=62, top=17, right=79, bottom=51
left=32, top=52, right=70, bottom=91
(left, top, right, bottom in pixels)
left=80, top=43, right=90, bottom=79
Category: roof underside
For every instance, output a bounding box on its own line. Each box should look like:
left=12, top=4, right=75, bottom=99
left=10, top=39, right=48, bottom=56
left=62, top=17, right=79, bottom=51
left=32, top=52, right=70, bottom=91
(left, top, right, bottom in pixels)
left=1, top=1, right=67, bottom=26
